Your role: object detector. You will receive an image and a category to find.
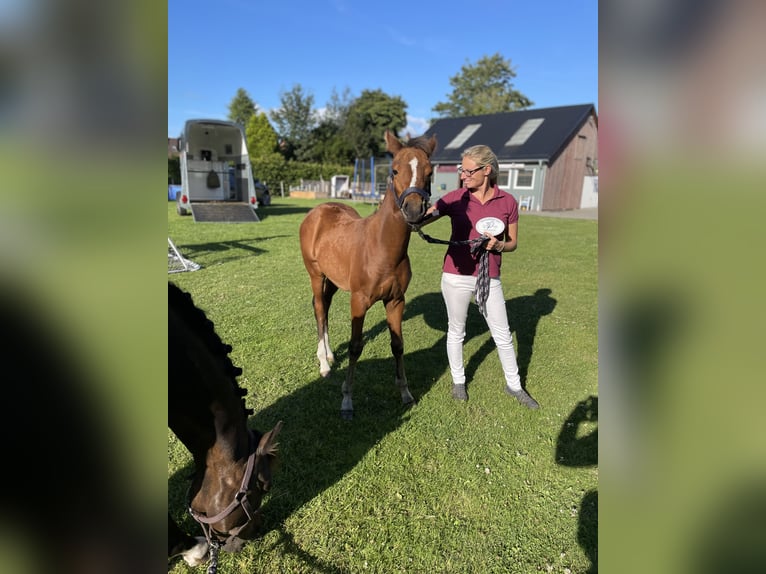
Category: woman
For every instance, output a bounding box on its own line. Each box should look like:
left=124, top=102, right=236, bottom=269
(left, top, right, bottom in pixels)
left=423, top=145, right=538, bottom=408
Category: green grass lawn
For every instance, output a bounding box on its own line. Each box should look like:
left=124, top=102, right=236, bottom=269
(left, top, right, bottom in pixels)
left=168, top=198, right=598, bottom=574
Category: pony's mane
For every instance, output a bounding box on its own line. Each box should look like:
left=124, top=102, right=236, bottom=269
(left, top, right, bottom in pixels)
left=405, top=135, right=434, bottom=155
left=169, top=282, right=253, bottom=418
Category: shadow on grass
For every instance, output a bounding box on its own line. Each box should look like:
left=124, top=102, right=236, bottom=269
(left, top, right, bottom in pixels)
left=169, top=287, right=560, bottom=571
left=556, top=396, right=598, bottom=573
left=415, top=286, right=557, bottom=397
left=343, top=288, right=557, bottom=389
left=178, top=235, right=291, bottom=262
left=169, top=292, right=449, bottom=571
left=247, top=292, right=454, bottom=569
left=468, top=287, right=556, bottom=390
left=255, top=202, right=314, bottom=220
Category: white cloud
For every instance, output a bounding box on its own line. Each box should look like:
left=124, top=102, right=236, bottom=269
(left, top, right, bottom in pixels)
left=403, top=115, right=430, bottom=137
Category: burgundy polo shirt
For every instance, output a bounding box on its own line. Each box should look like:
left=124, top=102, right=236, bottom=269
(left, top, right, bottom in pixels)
left=434, top=185, right=519, bottom=278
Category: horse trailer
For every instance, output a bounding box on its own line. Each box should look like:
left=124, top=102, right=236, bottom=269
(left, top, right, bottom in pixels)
left=175, top=119, right=261, bottom=221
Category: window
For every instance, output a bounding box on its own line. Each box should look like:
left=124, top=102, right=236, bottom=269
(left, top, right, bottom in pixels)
left=445, top=124, right=481, bottom=149
left=496, top=170, right=510, bottom=188
left=505, top=118, right=544, bottom=147
left=514, top=169, right=535, bottom=189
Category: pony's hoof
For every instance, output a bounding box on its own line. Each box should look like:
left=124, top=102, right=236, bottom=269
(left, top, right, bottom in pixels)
left=340, top=409, right=353, bottom=421
left=182, top=537, right=209, bottom=567
left=320, top=368, right=331, bottom=378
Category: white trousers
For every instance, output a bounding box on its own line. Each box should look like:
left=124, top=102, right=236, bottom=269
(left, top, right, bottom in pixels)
left=440, top=272, right=522, bottom=391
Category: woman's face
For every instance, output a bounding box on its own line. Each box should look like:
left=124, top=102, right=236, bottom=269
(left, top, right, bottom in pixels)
left=459, top=158, right=487, bottom=185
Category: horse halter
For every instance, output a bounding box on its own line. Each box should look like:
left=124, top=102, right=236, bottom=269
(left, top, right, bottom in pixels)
left=188, top=429, right=261, bottom=549
left=390, top=172, right=431, bottom=211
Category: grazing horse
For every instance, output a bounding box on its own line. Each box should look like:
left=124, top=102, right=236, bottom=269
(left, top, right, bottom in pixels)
left=168, top=281, right=283, bottom=570
left=299, top=130, right=437, bottom=420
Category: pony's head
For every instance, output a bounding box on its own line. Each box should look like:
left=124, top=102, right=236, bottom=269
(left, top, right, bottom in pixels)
left=385, top=130, right=437, bottom=225
left=189, top=420, right=283, bottom=552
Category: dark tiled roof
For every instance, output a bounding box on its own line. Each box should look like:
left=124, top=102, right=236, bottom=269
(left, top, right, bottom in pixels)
left=423, top=104, right=596, bottom=164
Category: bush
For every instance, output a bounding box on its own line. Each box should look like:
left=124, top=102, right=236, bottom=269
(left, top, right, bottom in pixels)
left=250, top=154, right=354, bottom=191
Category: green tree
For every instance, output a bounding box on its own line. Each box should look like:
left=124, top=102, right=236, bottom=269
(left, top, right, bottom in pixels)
left=245, top=112, right=279, bottom=158
left=227, top=88, right=257, bottom=127
left=302, top=87, right=354, bottom=164
left=432, top=53, right=533, bottom=118
left=269, top=84, right=317, bottom=161
left=304, top=120, right=354, bottom=164
left=168, top=157, right=180, bottom=184
left=325, top=86, right=353, bottom=127
left=344, top=89, right=407, bottom=158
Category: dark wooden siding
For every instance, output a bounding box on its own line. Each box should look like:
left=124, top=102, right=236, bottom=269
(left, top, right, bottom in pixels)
left=542, top=113, right=598, bottom=210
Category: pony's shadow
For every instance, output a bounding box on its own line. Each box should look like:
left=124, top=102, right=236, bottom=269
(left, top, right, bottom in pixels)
left=178, top=235, right=291, bottom=263
left=240, top=292, right=450, bottom=568
left=247, top=288, right=557, bottom=565
left=168, top=292, right=450, bottom=571
left=169, top=288, right=559, bottom=571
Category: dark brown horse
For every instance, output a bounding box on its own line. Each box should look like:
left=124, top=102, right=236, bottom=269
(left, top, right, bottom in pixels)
left=299, top=130, right=437, bottom=420
left=168, top=282, right=283, bottom=570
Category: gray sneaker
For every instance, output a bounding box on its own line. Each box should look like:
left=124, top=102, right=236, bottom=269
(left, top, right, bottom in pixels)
left=451, top=384, right=468, bottom=401
left=505, top=387, right=539, bottom=409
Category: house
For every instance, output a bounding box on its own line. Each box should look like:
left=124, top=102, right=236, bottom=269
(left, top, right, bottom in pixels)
left=423, top=104, right=598, bottom=211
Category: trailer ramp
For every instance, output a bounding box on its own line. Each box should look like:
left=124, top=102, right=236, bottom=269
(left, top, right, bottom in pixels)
left=191, top=203, right=260, bottom=223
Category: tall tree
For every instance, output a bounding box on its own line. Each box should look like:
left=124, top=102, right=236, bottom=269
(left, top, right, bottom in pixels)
left=343, top=89, right=407, bottom=158
left=227, top=88, right=257, bottom=127
left=304, top=120, right=354, bottom=164
left=432, top=53, right=533, bottom=118
left=245, top=112, right=279, bottom=158
left=302, top=86, right=354, bottom=164
left=269, top=84, right=317, bottom=161
left=324, top=86, right=353, bottom=127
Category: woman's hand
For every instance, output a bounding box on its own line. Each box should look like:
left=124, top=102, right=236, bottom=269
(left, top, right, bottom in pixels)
left=483, top=232, right=505, bottom=253
left=419, top=206, right=441, bottom=227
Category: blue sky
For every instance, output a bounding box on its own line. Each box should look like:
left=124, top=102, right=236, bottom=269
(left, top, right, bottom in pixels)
left=168, top=0, right=597, bottom=138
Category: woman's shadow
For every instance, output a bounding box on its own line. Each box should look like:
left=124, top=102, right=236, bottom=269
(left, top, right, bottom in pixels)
left=462, top=287, right=557, bottom=392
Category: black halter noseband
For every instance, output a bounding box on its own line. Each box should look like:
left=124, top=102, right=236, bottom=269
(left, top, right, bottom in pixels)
left=395, top=184, right=431, bottom=208
left=188, top=429, right=260, bottom=573
left=391, top=173, right=432, bottom=224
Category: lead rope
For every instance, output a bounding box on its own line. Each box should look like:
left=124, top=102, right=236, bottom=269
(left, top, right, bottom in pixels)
left=416, top=229, right=491, bottom=316
left=207, top=540, right=221, bottom=574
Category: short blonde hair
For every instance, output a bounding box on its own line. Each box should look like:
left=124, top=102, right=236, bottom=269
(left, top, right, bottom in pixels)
left=462, top=145, right=499, bottom=185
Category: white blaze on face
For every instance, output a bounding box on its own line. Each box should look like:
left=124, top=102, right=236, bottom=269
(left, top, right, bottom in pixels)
left=408, top=158, right=418, bottom=188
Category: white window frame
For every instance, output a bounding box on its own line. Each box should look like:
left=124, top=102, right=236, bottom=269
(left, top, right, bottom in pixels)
left=496, top=169, right=511, bottom=189
left=513, top=168, right=535, bottom=190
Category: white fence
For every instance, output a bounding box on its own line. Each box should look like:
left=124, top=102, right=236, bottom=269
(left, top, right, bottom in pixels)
left=288, top=177, right=384, bottom=201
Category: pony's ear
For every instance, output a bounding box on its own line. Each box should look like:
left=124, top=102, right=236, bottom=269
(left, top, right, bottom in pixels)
left=384, top=130, right=402, bottom=154
left=255, top=421, right=283, bottom=490
left=256, top=420, right=283, bottom=457
left=427, top=135, right=438, bottom=155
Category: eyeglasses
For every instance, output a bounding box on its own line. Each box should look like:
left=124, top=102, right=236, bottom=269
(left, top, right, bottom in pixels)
left=458, top=165, right=484, bottom=176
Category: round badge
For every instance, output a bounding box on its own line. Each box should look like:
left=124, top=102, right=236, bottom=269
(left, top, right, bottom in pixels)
left=475, top=217, right=504, bottom=236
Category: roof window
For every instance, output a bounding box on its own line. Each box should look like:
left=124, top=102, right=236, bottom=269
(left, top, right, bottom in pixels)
left=505, top=118, right=544, bottom=146
left=445, top=124, right=481, bottom=149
